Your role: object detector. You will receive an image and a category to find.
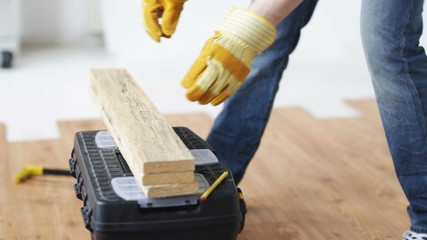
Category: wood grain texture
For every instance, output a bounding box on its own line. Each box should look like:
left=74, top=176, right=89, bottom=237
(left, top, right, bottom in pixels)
left=0, top=100, right=410, bottom=239
left=90, top=69, right=197, bottom=196
left=142, top=181, right=200, bottom=198
left=133, top=172, right=199, bottom=198
left=238, top=100, right=408, bottom=240
left=141, top=171, right=196, bottom=186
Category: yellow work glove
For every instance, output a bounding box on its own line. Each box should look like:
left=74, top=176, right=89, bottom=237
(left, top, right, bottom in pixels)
left=143, top=0, right=186, bottom=42
left=181, top=7, right=277, bottom=105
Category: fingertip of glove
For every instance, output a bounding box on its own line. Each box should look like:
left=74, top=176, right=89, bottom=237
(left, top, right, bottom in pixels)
left=211, top=101, right=222, bottom=106
left=211, top=100, right=223, bottom=106
left=181, top=79, right=192, bottom=89
left=197, top=91, right=217, bottom=105
left=146, top=31, right=161, bottom=42
left=185, top=86, right=205, bottom=102
left=162, top=33, right=172, bottom=39
left=211, top=93, right=230, bottom=106
left=161, top=27, right=175, bottom=37
left=197, top=101, right=209, bottom=105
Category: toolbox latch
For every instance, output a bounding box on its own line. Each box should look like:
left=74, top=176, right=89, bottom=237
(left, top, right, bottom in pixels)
left=69, top=156, right=77, bottom=178
left=74, top=179, right=84, bottom=200
left=81, top=205, right=92, bottom=230
left=237, top=188, right=247, bottom=233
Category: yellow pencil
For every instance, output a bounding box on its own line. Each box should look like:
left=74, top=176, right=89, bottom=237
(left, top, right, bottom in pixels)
left=200, top=171, right=229, bottom=201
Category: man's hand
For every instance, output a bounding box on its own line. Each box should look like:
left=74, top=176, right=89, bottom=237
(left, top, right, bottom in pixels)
left=143, top=0, right=186, bottom=42
left=181, top=7, right=277, bottom=105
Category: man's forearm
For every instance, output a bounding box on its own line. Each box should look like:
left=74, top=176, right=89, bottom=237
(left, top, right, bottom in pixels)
left=248, top=0, right=303, bottom=24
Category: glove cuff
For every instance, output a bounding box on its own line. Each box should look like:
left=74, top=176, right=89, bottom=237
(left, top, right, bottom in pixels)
left=217, top=7, right=277, bottom=54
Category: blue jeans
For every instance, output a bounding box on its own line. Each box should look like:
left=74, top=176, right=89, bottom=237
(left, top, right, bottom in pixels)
left=361, top=0, right=427, bottom=233
left=207, top=0, right=319, bottom=184
left=208, top=0, right=427, bottom=233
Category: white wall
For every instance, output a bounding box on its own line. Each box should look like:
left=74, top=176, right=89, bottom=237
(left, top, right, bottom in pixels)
left=0, top=0, right=20, bottom=52
left=4, top=0, right=427, bottom=141
left=16, top=0, right=427, bottom=118
left=98, top=0, right=371, bottom=115
left=21, top=0, right=89, bottom=43
left=98, top=0, right=427, bottom=118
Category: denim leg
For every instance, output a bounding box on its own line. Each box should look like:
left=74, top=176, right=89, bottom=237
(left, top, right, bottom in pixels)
left=206, top=0, right=318, bottom=184
left=361, top=0, right=427, bottom=232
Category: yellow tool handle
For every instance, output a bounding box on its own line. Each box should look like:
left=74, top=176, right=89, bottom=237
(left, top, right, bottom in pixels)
left=200, top=171, right=229, bottom=201
left=14, top=165, right=70, bottom=183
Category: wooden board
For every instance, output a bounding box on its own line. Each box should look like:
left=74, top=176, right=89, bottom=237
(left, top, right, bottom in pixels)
left=90, top=69, right=197, bottom=196
left=141, top=171, right=196, bottom=186
left=142, top=182, right=200, bottom=198
left=0, top=100, right=410, bottom=239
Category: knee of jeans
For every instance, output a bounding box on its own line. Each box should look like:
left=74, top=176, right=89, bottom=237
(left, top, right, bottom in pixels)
left=361, top=25, right=386, bottom=62
left=361, top=25, right=404, bottom=99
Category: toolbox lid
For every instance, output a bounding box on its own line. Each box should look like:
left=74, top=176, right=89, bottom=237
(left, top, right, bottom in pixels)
left=111, top=173, right=210, bottom=208
left=95, top=131, right=219, bottom=165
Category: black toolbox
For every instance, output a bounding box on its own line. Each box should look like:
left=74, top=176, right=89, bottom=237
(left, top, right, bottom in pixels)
left=69, top=127, right=246, bottom=240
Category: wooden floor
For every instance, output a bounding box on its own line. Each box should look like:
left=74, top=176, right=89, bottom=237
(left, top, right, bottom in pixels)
left=0, top=99, right=409, bottom=240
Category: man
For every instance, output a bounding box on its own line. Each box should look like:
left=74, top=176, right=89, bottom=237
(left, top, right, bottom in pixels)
left=142, top=0, right=427, bottom=238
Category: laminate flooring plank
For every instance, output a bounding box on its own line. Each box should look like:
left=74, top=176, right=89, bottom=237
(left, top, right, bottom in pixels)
left=239, top=101, right=408, bottom=240
left=0, top=123, right=10, bottom=184
left=0, top=99, right=411, bottom=239
left=57, top=119, right=107, bottom=152
left=2, top=144, right=84, bottom=239
left=0, top=123, right=13, bottom=239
